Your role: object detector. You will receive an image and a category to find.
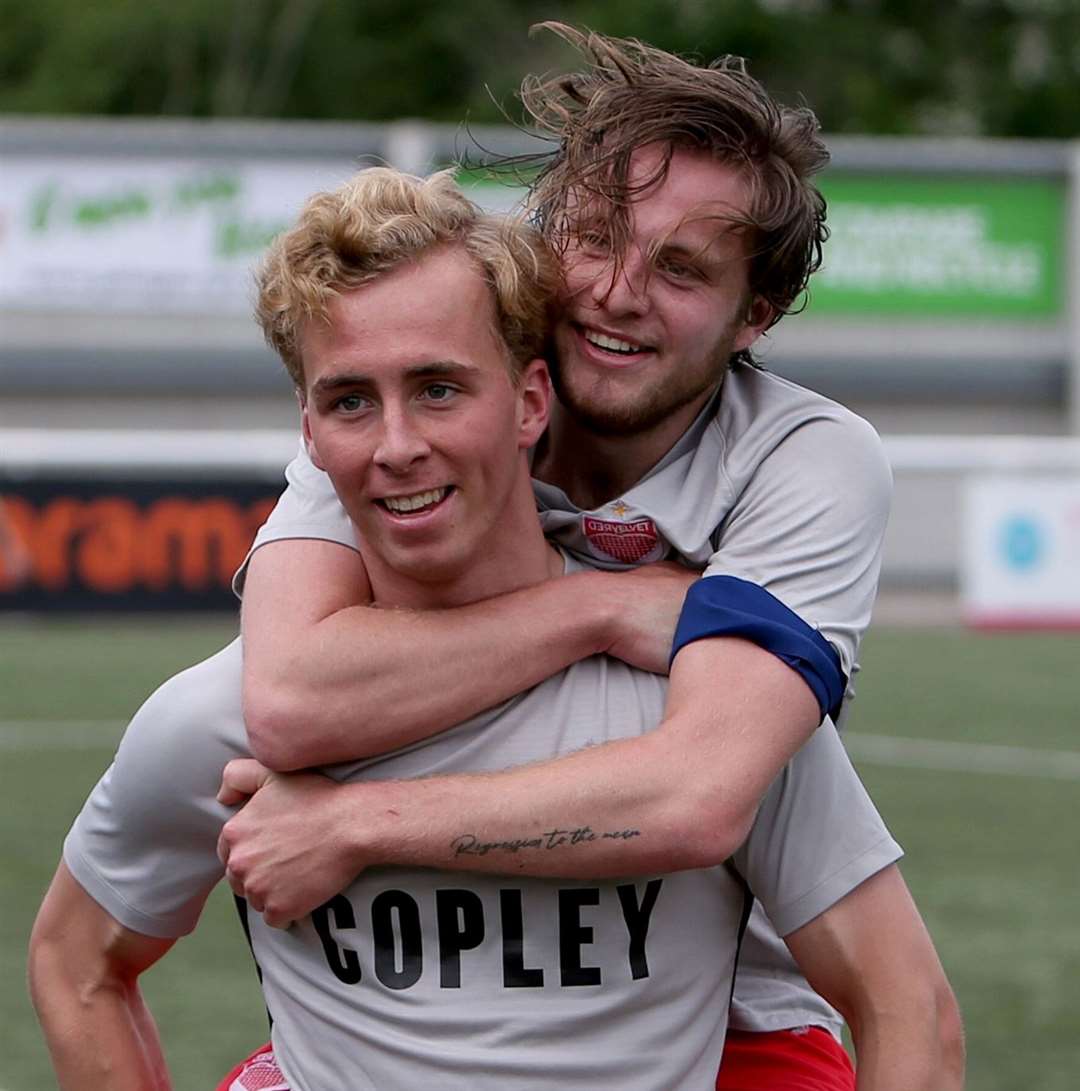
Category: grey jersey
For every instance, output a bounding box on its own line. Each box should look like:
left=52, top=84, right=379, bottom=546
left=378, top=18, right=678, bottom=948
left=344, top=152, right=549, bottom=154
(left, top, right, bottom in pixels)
left=65, top=637, right=900, bottom=1090
left=234, top=365, right=894, bottom=1037
left=237, top=366, right=891, bottom=696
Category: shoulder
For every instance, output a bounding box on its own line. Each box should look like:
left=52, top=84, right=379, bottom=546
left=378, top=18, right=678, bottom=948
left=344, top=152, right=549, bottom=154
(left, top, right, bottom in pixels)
left=61, top=640, right=248, bottom=936
left=739, top=723, right=902, bottom=935
left=112, top=638, right=247, bottom=788
left=713, top=367, right=892, bottom=512
left=717, top=365, right=887, bottom=454
left=135, top=638, right=244, bottom=733
left=233, top=440, right=358, bottom=596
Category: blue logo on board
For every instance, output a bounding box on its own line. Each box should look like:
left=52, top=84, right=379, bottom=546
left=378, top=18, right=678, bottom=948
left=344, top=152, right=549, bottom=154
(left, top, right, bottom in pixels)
left=999, top=515, right=1043, bottom=571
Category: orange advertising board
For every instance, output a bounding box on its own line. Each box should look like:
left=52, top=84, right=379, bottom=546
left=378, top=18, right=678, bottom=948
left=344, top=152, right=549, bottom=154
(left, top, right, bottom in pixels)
left=0, top=481, right=277, bottom=609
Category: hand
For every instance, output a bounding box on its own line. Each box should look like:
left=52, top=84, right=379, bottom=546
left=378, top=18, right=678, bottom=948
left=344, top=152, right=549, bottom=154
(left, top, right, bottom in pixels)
left=216, top=759, right=366, bottom=928
left=216, top=756, right=273, bottom=806
left=599, top=563, right=698, bottom=674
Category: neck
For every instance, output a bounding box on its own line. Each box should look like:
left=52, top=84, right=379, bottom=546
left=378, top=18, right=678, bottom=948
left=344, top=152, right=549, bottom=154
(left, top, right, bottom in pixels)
left=534, top=387, right=716, bottom=509
left=362, top=465, right=562, bottom=611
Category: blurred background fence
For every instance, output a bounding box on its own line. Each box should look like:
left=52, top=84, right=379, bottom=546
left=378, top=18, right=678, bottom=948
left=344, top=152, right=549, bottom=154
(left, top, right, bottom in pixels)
left=2, top=117, right=1079, bottom=622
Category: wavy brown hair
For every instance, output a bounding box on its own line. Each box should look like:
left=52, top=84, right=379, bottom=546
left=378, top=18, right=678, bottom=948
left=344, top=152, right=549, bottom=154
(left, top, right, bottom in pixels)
left=518, top=24, right=829, bottom=364
left=256, top=167, right=558, bottom=387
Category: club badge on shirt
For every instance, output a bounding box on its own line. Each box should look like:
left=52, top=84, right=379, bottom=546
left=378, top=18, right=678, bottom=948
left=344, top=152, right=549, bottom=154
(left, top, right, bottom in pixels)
left=583, top=503, right=666, bottom=565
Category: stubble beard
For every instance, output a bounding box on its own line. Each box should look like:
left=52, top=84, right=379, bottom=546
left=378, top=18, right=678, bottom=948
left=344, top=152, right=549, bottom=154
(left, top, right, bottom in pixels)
left=550, top=345, right=731, bottom=438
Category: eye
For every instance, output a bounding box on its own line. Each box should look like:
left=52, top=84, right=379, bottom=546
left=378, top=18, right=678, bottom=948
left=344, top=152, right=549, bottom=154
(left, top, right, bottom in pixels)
left=656, top=256, right=701, bottom=281
left=332, top=393, right=370, bottom=413
left=420, top=382, right=457, bottom=403
left=576, top=226, right=612, bottom=254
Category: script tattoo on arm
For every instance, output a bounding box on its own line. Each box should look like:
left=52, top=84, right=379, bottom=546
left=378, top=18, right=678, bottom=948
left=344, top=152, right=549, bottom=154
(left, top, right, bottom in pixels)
left=451, top=826, right=642, bottom=857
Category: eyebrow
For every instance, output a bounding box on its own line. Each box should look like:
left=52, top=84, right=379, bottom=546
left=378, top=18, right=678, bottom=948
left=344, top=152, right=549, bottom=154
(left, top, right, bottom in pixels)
left=652, top=215, right=749, bottom=264
left=653, top=239, right=710, bottom=258
left=649, top=238, right=726, bottom=271
left=310, top=361, right=480, bottom=398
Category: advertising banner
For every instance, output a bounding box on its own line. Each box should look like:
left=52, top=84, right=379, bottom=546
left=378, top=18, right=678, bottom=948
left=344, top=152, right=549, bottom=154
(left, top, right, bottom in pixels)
left=0, top=481, right=281, bottom=610
left=962, top=476, right=1080, bottom=628
left=458, top=172, right=1069, bottom=322
left=810, top=175, right=1066, bottom=320
left=1, top=155, right=1067, bottom=322
left=0, top=157, right=352, bottom=315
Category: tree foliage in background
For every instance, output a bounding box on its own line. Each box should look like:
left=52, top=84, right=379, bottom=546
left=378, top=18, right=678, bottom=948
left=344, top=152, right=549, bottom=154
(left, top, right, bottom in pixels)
left=2, top=0, right=1080, bottom=137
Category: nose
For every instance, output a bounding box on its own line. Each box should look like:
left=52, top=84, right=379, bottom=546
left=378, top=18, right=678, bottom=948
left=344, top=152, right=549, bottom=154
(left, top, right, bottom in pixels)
left=373, top=405, right=431, bottom=473
left=589, top=247, right=650, bottom=317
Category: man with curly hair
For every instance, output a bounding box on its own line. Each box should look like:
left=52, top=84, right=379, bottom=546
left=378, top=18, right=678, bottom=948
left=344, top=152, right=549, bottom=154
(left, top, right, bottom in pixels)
left=222, top=26, right=964, bottom=1090
left=33, top=166, right=957, bottom=1091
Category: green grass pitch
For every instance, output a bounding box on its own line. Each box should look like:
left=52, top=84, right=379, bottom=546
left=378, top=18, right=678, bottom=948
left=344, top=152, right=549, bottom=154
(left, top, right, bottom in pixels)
left=3, top=615, right=1078, bottom=1089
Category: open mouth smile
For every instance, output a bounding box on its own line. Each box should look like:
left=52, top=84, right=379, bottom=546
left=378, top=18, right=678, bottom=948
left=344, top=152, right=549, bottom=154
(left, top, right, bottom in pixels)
left=579, top=326, right=655, bottom=360
left=377, top=487, right=453, bottom=516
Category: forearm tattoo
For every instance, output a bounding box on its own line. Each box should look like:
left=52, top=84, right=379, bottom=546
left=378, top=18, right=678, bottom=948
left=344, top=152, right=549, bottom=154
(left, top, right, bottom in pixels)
left=451, top=826, right=642, bottom=857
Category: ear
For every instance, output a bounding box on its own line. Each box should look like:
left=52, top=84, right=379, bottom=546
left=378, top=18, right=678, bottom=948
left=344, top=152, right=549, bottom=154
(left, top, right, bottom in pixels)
left=515, top=358, right=553, bottom=450
left=300, top=397, right=327, bottom=472
left=732, top=295, right=775, bottom=354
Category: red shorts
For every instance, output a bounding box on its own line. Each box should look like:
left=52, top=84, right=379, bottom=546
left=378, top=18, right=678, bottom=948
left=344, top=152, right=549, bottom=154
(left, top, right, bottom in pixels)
left=716, top=1027, right=855, bottom=1091
left=215, top=1044, right=288, bottom=1091
left=220, top=1027, right=854, bottom=1090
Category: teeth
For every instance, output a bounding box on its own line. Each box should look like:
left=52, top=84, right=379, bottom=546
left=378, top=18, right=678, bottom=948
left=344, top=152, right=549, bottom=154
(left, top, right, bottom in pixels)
left=585, top=330, right=643, bottom=354
left=383, top=488, right=447, bottom=513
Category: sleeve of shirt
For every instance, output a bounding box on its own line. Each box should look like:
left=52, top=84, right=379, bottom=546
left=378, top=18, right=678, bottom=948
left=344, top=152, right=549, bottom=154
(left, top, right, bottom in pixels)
left=701, top=411, right=893, bottom=705
left=62, top=641, right=248, bottom=939
left=232, top=438, right=359, bottom=597
left=672, top=575, right=845, bottom=722
left=732, top=720, right=903, bottom=938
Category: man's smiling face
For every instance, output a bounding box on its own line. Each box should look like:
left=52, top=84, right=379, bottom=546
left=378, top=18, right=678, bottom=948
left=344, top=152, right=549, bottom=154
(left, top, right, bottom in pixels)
left=299, top=246, right=549, bottom=600
left=552, top=144, right=772, bottom=440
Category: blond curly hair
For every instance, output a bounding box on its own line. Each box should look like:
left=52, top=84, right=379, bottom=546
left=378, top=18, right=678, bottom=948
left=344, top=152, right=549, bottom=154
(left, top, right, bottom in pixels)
left=255, top=168, right=558, bottom=386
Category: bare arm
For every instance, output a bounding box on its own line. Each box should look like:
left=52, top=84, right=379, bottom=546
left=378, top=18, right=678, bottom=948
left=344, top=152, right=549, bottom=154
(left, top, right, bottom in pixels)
left=29, top=863, right=176, bottom=1091
left=785, top=865, right=965, bottom=1091
left=241, top=539, right=692, bottom=770
left=218, top=635, right=820, bottom=925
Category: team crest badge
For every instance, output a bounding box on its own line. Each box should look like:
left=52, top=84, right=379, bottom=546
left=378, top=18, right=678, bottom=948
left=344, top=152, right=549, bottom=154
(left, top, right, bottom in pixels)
left=583, top=512, right=665, bottom=564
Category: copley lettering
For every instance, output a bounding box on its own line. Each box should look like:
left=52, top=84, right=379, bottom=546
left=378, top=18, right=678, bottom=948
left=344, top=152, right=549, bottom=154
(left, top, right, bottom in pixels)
left=311, top=880, right=663, bottom=989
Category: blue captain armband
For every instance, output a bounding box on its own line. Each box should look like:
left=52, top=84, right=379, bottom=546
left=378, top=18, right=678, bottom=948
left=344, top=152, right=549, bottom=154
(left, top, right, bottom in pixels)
left=671, top=575, right=846, bottom=723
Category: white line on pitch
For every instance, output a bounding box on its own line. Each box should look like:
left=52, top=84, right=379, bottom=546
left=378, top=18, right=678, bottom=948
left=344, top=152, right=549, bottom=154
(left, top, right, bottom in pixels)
left=844, top=733, right=1080, bottom=781
left=0, top=720, right=126, bottom=749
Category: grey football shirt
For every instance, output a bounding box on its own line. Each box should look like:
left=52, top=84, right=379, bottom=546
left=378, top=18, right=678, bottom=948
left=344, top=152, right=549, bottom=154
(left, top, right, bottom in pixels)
left=65, top=631, right=899, bottom=1089
left=236, top=365, right=891, bottom=698
left=233, top=364, right=894, bottom=1037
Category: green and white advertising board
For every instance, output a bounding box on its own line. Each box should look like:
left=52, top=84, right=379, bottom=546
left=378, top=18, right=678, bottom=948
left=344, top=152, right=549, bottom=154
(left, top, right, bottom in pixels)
left=0, top=156, right=1068, bottom=322
left=0, top=158, right=354, bottom=314
left=809, top=175, right=1066, bottom=320
left=463, top=170, right=1068, bottom=321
